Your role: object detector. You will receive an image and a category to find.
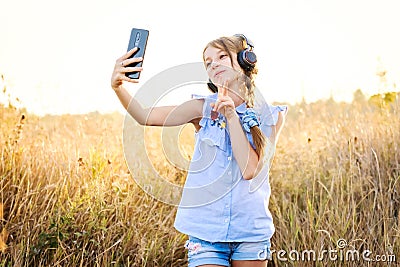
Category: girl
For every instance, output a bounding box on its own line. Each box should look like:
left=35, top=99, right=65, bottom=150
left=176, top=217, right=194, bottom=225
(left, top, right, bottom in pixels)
left=111, top=34, right=287, bottom=267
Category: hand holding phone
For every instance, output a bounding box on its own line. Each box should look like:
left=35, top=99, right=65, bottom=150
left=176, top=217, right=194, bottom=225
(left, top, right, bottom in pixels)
left=125, top=28, right=149, bottom=79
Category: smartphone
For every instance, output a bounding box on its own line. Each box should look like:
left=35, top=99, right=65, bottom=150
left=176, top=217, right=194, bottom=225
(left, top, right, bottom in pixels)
left=126, top=28, right=149, bottom=79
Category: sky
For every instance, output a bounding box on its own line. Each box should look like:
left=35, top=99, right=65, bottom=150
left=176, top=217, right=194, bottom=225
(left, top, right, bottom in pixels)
left=1, top=0, right=399, bottom=115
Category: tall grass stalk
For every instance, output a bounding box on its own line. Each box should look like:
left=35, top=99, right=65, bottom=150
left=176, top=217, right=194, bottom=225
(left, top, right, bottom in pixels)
left=1, top=95, right=399, bottom=266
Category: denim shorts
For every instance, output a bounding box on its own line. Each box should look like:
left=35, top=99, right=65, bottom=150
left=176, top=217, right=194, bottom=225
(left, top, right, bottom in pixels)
left=184, top=236, right=271, bottom=267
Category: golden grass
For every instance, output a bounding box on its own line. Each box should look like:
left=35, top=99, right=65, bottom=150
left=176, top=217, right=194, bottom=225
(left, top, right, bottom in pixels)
left=0, top=95, right=399, bottom=266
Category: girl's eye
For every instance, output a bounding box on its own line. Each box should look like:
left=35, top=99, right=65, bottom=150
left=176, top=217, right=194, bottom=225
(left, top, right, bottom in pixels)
left=220, top=54, right=227, bottom=59
left=205, top=62, right=211, bottom=68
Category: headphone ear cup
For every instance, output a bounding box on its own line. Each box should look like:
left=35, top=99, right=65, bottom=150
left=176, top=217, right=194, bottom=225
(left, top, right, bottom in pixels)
left=237, top=50, right=247, bottom=71
left=237, top=50, right=257, bottom=71
left=245, top=50, right=257, bottom=67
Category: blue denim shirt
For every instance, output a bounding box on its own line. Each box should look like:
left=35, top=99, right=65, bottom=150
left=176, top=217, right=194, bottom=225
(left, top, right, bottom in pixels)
left=174, top=93, right=287, bottom=242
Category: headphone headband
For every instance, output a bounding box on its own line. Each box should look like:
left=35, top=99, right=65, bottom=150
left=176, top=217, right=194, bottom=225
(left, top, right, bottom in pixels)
left=234, top=34, right=255, bottom=49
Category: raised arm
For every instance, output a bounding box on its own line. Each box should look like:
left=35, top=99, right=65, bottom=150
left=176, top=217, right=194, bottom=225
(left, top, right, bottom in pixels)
left=212, top=84, right=286, bottom=180
left=211, top=84, right=259, bottom=180
left=111, top=48, right=203, bottom=126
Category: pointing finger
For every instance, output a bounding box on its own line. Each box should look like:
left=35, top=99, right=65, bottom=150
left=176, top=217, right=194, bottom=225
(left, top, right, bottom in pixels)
left=222, top=81, right=228, bottom=96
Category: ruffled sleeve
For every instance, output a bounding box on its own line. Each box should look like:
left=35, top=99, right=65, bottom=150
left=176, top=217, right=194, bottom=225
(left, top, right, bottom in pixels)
left=191, top=93, right=217, bottom=128
left=256, top=103, right=288, bottom=139
left=261, top=104, right=288, bottom=126
left=191, top=93, right=229, bottom=152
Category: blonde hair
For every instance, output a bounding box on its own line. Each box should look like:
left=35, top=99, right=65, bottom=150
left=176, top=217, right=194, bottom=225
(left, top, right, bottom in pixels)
left=203, top=36, right=267, bottom=159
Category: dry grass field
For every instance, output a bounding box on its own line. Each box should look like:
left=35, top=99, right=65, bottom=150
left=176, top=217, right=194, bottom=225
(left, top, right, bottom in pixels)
left=1, top=86, right=399, bottom=266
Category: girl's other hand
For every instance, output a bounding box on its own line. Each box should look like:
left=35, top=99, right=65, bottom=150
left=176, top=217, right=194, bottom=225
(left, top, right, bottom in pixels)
left=211, top=81, right=236, bottom=119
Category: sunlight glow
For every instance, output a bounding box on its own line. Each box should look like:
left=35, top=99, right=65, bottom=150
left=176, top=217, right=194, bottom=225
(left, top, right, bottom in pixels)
left=1, top=0, right=399, bottom=115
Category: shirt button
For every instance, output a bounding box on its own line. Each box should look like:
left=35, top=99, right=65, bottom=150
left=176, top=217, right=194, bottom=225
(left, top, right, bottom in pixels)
left=228, top=171, right=232, bottom=175
left=224, top=218, right=229, bottom=223
left=225, top=204, right=229, bottom=208
left=228, top=156, right=232, bottom=161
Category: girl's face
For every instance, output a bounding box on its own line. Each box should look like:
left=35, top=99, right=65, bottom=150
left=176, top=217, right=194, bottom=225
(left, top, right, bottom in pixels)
left=203, top=46, right=243, bottom=87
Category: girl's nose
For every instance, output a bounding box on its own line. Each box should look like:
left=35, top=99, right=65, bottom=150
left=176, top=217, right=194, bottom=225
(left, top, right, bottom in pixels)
left=211, top=61, right=219, bottom=69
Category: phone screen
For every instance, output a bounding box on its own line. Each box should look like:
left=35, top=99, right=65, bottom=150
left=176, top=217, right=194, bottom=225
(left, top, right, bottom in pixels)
left=126, top=28, right=149, bottom=79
